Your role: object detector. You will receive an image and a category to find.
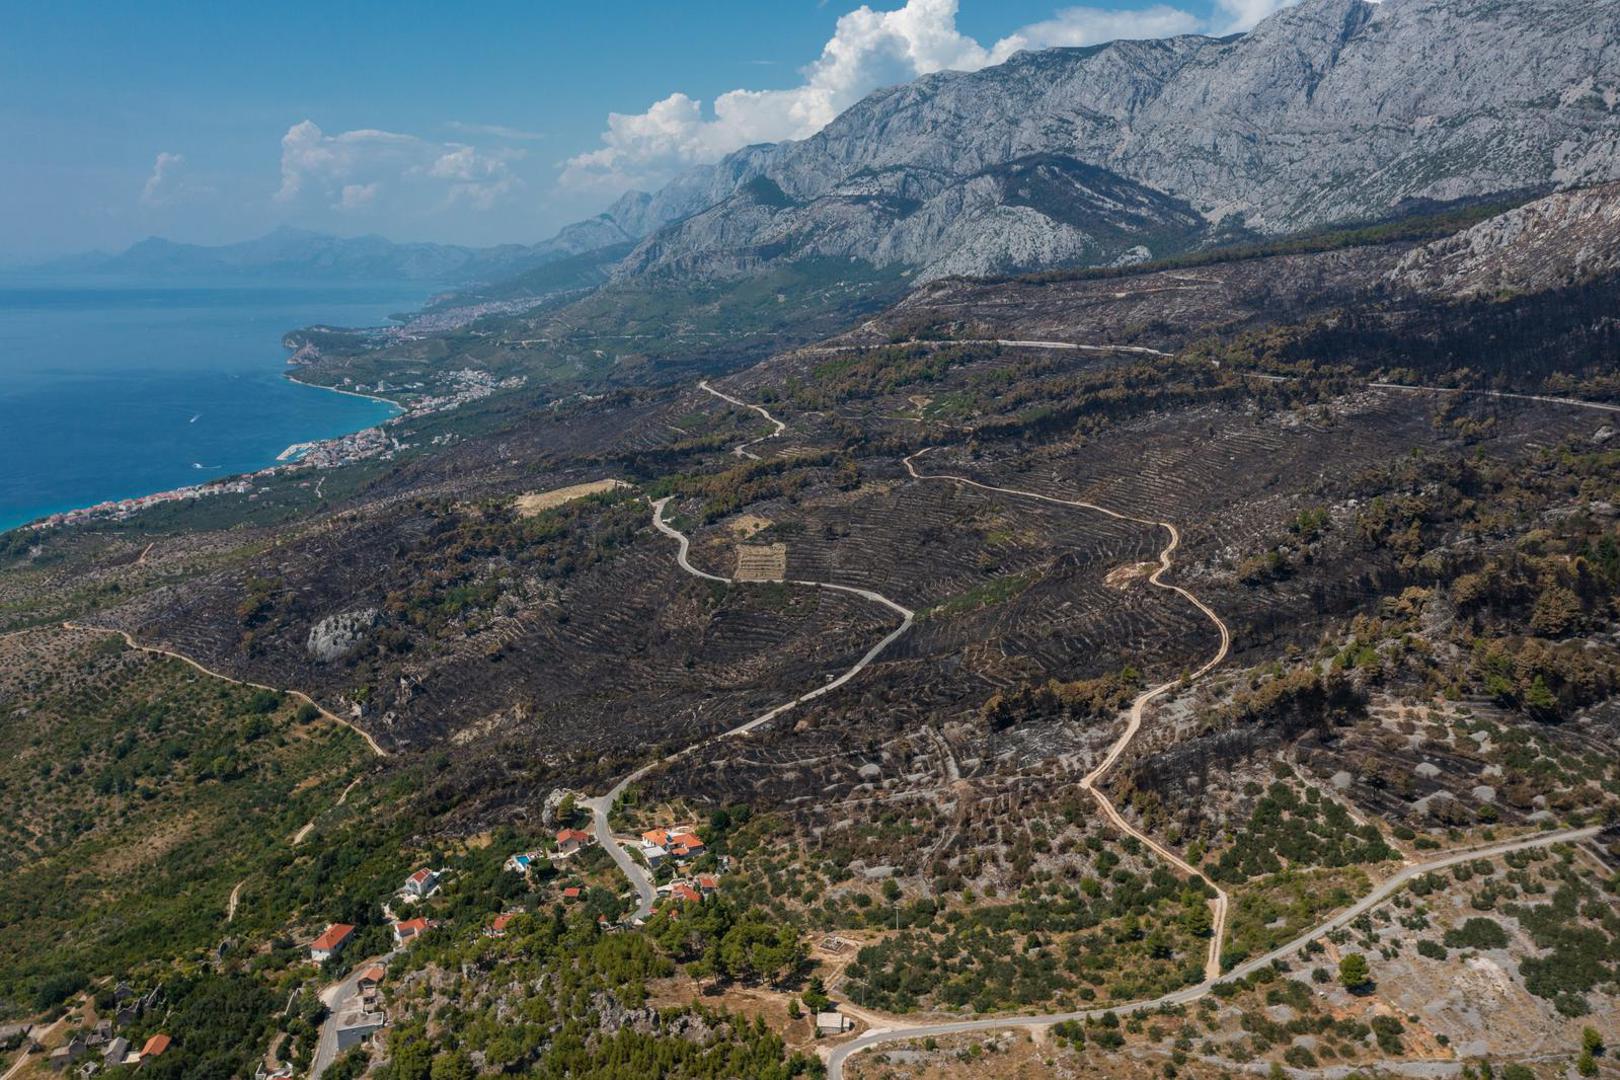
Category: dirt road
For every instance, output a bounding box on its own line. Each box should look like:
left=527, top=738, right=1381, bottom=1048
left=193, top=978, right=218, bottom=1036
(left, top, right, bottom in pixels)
left=584, top=493, right=915, bottom=919
left=700, top=379, right=787, bottom=459
left=828, top=825, right=1601, bottom=1078
left=904, top=448, right=1233, bottom=979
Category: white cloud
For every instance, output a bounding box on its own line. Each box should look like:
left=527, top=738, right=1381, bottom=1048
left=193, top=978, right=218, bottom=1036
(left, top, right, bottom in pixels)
left=274, top=120, right=523, bottom=213
left=446, top=121, right=547, bottom=142
left=561, top=0, right=1230, bottom=196
left=340, top=182, right=379, bottom=210
left=987, top=5, right=1204, bottom=59
left=140, top=151, right=186, bottom=206
left=1210, top=0, right=1297, bottom=34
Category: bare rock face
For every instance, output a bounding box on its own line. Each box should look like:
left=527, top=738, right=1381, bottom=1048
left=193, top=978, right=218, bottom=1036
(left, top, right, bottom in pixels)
left=306, top=608, right=378, bottom=663
left=607, top=0, right=1620, bottom=283
left=1389, top=182, right=1620, bottom=296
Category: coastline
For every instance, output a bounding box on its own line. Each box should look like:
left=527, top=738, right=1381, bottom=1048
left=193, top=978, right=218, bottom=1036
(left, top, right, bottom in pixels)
left=5, top=361, right=404, bottom=536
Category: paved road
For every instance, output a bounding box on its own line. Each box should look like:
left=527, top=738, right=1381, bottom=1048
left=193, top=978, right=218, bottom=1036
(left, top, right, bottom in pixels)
left=904, top=448, right=1233, bottom=979
left=827, top=825, right=1600, bottom=1078
left=311, top=951, right=395, bottom=1079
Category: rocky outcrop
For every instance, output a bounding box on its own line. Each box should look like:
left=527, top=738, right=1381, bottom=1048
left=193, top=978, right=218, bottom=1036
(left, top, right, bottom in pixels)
left=306, top=608, right=377, bottom=663
left=606, top=0, right=1620, bottom=283
left=1389, top=183, right=1620, bottom=297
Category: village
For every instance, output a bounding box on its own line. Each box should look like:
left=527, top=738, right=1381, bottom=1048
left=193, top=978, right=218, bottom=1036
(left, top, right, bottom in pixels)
left=0, top=802, right=768, bottom=1080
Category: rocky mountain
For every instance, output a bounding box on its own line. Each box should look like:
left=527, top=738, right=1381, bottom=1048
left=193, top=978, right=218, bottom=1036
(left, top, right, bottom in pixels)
left=606, top=0, right=1620, bottom=283
left=1390, top=182, right=1620, bottom=297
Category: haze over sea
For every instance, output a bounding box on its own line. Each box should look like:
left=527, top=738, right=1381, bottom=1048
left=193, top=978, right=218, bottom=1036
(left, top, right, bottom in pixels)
left=0, top=280, right=427, bottom=532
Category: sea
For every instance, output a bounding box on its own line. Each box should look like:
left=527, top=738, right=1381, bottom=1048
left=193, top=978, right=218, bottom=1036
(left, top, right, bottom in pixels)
left=0, top=279, right=431, bottom=532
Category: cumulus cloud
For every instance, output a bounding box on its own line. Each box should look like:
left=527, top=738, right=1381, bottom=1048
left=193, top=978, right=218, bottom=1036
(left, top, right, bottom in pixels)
left=140, top=151, right=187, bottom=206
left=562, top=0, right=1298, bottom=196
left=275, top=120, right=522, bottom=213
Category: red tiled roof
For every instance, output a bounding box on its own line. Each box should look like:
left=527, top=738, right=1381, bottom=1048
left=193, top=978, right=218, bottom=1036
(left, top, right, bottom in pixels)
left=670, top=833, right=703, bottom=847
left=492, top=913, right=516, bottom=931
left=311, top=924, right=355, bottom=951
left=671, top=883, right=702, bottom=903
left=697, top=876, right=719, bottom=890
left=393, top=917, right=432, bottom=939
left=556, top=828, right=592, bottom=843
left=561, top=886, right=582, bottom=899
left=408, top=868, right=434, bottom=884
left=641, top=829, right=670, bottom=846
left=359, top=966, right=385, bottom=983
left=141, top=1034, right=172, bottom=1057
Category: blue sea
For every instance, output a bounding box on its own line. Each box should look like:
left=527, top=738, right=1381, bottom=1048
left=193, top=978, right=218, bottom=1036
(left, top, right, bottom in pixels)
left=0, top=280, right=430, bottom=532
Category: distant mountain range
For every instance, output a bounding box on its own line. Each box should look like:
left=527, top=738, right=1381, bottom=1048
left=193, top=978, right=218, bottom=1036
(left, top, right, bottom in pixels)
left=43, top=0, right=1620, bottom=296
left=34, top=222, right=634, bottom=285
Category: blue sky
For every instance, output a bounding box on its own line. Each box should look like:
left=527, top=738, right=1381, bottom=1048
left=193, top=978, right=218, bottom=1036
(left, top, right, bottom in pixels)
left=0, top=0, right=1282, bottom=258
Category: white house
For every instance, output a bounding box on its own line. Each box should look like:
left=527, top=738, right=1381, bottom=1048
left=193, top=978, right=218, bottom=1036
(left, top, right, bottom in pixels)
left=402, top=868, right=439, bottom=899
left=309, top=924, right=355, bottom=963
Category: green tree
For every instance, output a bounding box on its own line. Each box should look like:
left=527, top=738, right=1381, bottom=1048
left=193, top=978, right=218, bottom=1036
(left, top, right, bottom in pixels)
left=1339, top=953, right=1371, bottom=991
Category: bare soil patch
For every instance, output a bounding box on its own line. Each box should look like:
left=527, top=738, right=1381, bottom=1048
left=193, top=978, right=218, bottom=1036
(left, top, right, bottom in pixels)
left=513, top=479, right=629, bottom=516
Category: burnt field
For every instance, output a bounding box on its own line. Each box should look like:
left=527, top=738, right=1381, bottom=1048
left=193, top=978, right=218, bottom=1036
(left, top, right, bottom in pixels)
left=10, top=217, right=1617, bottom=866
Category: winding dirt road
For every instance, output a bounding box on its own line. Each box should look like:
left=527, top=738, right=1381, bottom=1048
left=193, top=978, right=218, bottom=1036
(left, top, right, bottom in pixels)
left=62, top=622, right=388, bottom=758
left=584, top=491, right=915, bottom=921
left=700, top=379, right=787, bottom=459
left=903, top=448, right=1233, bottom=977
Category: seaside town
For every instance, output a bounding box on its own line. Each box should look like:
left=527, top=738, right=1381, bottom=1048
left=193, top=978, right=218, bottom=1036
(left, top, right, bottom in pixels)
left=24, top=369, right=523, bottom=533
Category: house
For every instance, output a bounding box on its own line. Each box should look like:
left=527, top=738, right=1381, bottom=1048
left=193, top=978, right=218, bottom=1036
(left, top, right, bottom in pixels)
left=640, top=828, right=670, bottom=848
left=402, top=867, right=439, bottom=899
left=0, top=1023, right=32, bottom=1050
left=695, top=875, right=719, bottom=895
left=309, top=923, right=355, bottom=963
left=487, top=912, right=520, bottom=937
left=670, top=883, right=703, bottom=904
left=356, top=966, right=386, bottom=992
left=506, top=852, right=539, bottom=874
left=554, top=828, right=594, bottom=855
left=46, top=1034, right=86, bottom=1071
left=560, top=886, right=582, bottom=902
left=816, top=1012, right=852, bottom=1035
left=140, top=1034, right=171, bottom=1059
left=391, top=917, right=433, bottom=946
left=334, top=1006, right=385, bottom=1052
left=638, top=843, right=668, bottom=868
left=103, top=1037, right=129, bottom=1067
left=668, top=833, right=705, bottom=858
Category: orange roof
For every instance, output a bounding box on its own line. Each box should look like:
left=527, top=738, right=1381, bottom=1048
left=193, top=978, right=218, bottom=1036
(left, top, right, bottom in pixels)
left=359, top=966, right=385, bottom=983
left=492, top=913, right=516, bottom=931
left=697, top=876, right=719, bottom=889
left=670, top=833, right=703, bottom=848
left=141, top=1034, right=172, bottom=1058
left=641, top=829, right=670, bottom=846
left=556, top=828, right=592, bottom=843
left=393, top=917, right=430, bottom=936
left=561, top=886, right=582, bottom=899
left=311, top=924, right=355, bottom=951
left=671, top=883, right=702, bottom=903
